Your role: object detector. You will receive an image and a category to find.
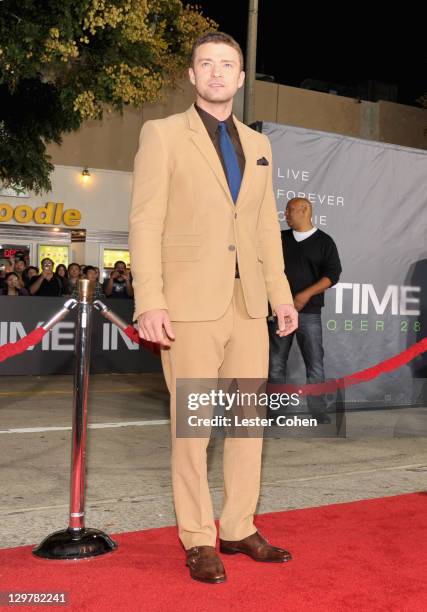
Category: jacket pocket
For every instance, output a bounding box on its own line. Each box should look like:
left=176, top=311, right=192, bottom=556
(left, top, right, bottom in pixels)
left=161, top=234, right=201, bottom=262
left=162, top=234, right=201, bottom=246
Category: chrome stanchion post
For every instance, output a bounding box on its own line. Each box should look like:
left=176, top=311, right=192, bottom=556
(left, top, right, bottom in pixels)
left=41, top=299, right=78, bottom=331
left=69, top=280, right=92, bottom=533
left=93, top=299, right=129, bottom=332
left=33, top=280, right=117, bottom=560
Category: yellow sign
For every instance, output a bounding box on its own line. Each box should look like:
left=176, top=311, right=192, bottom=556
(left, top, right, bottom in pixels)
left=0, top=202, right=81, bottom=227
left=39, top=245, right=69, bottom=268
left=103, top=249, right=130, bottom=269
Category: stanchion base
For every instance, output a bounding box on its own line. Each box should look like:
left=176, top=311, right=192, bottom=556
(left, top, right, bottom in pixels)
left=32, top=527, right=118, bottom=560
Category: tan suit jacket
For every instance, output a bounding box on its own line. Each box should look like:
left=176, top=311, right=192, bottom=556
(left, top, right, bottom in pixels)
left=129, top=104, right=292, bottom=321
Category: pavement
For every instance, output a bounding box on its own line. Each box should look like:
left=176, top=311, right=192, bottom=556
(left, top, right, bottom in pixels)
left=0, top=373, right=426, bottom=550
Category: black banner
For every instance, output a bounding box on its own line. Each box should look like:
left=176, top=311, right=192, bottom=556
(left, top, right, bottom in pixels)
left=0, top=298, right=162, bottom=375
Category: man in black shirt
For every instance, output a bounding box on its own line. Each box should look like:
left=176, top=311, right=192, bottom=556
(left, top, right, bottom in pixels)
left=268, top=197, right=342, bottom=423
left=103, top=260, right=134, bottom=299
left=29, top=258, right=62, bottom=297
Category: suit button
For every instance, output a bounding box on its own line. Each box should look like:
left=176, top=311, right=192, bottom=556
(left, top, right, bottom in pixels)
left=228, top=244, right=236, bottom=251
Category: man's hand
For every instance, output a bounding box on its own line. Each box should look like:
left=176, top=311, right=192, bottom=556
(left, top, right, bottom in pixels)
left=293, top=290, right=311, bottom=312
left=42, top=269, right=53, bottom=280
left=137, top=309, right=175, bottom=348
left=273, top=303, right=298, bottom=337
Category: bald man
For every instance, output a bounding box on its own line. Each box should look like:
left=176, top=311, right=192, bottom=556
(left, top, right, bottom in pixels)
left=268, top=198, right=342, bottom=423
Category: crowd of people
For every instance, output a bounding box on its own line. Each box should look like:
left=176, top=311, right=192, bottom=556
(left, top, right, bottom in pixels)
left=0, top=257, right=134, bottom=299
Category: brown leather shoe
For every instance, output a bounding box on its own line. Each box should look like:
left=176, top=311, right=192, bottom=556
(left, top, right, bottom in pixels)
left=185, top=546, right=227, bottom=583
left=220, top=531, right=292, bottom=563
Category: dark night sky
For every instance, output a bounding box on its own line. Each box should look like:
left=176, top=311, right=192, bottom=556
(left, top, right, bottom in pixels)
left=190, top=1, right=426, bottom=108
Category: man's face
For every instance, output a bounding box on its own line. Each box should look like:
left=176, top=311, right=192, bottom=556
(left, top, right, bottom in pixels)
left=285, top=202, right=305, bottom=229
left=42, top=260, right=53, bottom=273
left=15, top=260, right=25, bottom=273
left=189, top=42, right=244, bottom=105
left=86, top=269, right=96, bottom=282
left=28, top=268, right=38, bottom=279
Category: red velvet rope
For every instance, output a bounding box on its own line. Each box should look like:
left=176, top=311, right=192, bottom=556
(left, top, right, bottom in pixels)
left=123, top=326, right=427, bottom=395
left=123, top=325, right=161, bottom=356
left=268, top=336, right=427, bottom=397
left=0, top=327, right=47, bottom=363
left=0, top=324, right=160, bottom=363
left=1, top=322, right=425, bottom=396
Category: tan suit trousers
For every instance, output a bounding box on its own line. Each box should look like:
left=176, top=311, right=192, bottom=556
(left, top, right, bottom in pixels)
left=161, top=280, right=268, bottom=549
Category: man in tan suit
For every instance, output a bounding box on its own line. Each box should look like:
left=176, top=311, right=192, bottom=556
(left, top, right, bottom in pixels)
left=129, top=32, right=297, bottom=584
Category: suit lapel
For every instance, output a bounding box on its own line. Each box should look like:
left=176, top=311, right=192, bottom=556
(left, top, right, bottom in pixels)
left=186, top=106, right=233, bottom=208
left=233, top=118, right=258, bottom=209
left=186, top=105, right=258, bottom=210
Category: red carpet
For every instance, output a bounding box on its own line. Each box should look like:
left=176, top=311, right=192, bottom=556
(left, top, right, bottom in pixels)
left=0, top=493, right=426, bottom=611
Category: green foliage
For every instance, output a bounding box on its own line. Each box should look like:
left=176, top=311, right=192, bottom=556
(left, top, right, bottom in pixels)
left=0, top=1, right=216, bottom=192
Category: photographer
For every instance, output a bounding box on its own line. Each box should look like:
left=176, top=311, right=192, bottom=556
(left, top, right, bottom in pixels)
left=103, top=260, right=133, bottom=299
left=28, top=258, right=62, bottom=296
